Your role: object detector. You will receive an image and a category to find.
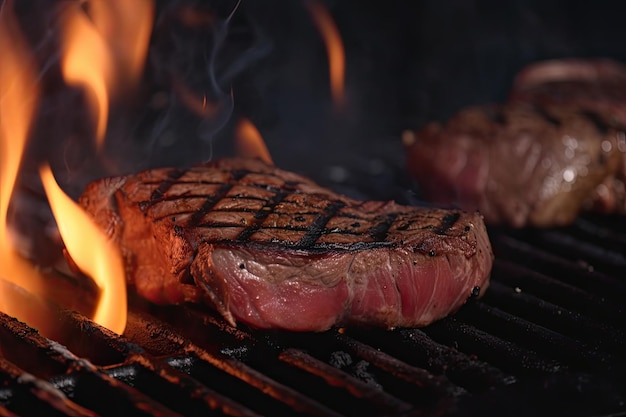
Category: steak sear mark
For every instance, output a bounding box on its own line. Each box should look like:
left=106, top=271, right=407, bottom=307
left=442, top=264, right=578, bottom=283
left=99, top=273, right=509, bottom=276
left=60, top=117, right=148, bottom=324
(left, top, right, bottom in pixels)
left=186, top=170, right=250, bottom=227
left=187, top=183, right=236, bottom=227
left=139, top=169, right=187, bottom=212
left=297, top=200, right=347, bottom=248
left=433, top=212, right=460, bottom=235
left=368, top=213, right=399, bottom=241
left=236, top=190, right=292, bottom=242
left=151, top=168, right=186, bottom=200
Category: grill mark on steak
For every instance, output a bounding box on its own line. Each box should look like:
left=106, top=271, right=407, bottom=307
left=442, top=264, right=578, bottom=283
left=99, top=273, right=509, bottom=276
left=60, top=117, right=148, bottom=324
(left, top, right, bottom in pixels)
left=187, top=170, right=250, bottom=227
left=236, top=189, right=293, bottom=242
left=296, top=200, right=347, bottom=248
left=188, top=183, right=236, bottom=227
left=368, top=213, right=399, bottom=241
left=151, top=168, right=187, bottom=200
left=139, top=168, right=187, bottom=212
left=433, top=212, right=461, bottom=235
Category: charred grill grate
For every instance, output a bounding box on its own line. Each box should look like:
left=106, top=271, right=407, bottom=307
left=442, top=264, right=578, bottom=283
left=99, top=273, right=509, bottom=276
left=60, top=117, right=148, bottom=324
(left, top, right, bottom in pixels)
left=1, top=213, right=626, bottom=417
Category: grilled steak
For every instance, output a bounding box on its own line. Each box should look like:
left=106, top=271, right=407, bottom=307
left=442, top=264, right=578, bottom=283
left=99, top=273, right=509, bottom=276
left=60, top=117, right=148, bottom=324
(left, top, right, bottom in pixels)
left=78, top=157, right=493, bottom=331
left=403, top=104, right=626, bottom=227
left=510, top=58, right=626, bottom=215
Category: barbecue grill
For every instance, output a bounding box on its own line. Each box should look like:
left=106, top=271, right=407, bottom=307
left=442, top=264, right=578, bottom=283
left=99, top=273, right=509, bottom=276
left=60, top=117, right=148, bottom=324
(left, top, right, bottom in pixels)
left=1, top=215, right=625, bottom=416
left=2, top=0, right=626, bottom=416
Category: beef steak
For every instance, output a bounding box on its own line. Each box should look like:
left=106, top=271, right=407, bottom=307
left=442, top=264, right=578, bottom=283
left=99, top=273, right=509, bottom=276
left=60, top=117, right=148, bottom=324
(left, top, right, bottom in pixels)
left=403, top=104, right=626, bottom=227
left=510, top=58, right=626, bottom=215
left=79, top=158, right=493, bottom=331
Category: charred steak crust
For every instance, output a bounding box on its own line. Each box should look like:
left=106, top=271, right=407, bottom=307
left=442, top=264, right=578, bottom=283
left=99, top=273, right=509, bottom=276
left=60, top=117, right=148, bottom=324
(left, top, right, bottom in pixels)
left=79, top=158, right=493, bottom=331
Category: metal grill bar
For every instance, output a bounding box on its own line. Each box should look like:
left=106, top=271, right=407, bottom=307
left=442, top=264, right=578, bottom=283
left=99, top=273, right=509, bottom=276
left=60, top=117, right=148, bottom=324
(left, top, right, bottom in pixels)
left=346, top=327, right=516, bottom=392
left=456, top=303, right=625, bottom=376
left=493, top=235, right=626, bottom=303
left=1, top=214, right=625, bottom=416
left=483, top=281, right=626, bottom=354
left=423, top=318, right=563, bottom=377
left=278, top=348, right=413, bottom=415
left=491, top=259, right=623, bottom=325
left=0, top=313, right=180, bottom=417
left=0, top=357, right=96, bottom=417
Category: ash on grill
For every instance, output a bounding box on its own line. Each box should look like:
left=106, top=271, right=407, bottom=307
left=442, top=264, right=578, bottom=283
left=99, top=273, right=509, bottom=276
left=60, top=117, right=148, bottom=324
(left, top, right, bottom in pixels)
left=1, top=211, right=625, bottom=416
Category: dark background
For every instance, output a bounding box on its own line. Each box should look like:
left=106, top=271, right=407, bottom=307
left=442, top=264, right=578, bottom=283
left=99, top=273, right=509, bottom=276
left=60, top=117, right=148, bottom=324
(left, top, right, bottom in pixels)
left=11, top=0, right=626, bottom=207
left=142, top=0, right=626, bottom=199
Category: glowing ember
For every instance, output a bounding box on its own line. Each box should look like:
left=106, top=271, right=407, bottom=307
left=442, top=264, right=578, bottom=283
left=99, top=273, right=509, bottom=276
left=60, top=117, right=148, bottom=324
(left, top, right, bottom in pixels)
left=235, top=118, right=274, bottom=165
left=40, top=165, right=127, bottom=334
left=306, top=0, right=346, bottom=109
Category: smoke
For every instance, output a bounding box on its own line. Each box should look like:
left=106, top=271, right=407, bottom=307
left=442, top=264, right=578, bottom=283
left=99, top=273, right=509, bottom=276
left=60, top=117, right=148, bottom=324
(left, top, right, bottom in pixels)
left=134, top=0, right=271, bottom=169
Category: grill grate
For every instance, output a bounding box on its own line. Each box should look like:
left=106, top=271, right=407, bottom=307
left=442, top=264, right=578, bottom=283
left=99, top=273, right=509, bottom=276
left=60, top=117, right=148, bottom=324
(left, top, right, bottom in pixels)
left=1, top=214, right=626, bottom=417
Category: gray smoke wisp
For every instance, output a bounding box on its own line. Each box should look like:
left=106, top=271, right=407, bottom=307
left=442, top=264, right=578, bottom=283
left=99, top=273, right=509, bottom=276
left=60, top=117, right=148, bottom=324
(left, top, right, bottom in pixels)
left=142, top=0, right=271, bottom=168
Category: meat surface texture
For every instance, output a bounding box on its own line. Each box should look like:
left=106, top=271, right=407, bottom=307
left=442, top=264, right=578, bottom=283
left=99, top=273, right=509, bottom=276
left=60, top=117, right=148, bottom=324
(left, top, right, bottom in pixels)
left=509, top=58, right=626, bottom=215
left=79, top=158, right=493, bottom=331
left=405, top=58, right=626, bottom=227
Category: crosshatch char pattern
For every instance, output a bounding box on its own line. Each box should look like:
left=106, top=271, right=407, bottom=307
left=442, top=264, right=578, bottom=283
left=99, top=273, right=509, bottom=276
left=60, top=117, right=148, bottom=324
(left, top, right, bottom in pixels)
left=130, top=161, right=471, bottom=252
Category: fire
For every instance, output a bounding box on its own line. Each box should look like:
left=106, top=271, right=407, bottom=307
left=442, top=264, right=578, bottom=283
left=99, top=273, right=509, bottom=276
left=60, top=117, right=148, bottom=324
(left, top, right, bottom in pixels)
left=0, top=0, right=154, bottom=335
left=60, top=3, right=113, bottom=149
left=173, top=78, right=222, bottom=119
left=306, top=1, right=346, bottom=109
left=235, top=118, right=274, bottom=165
left=87, top=0, right=155, bottom=86
left=0, top=0, right=49, bottom=329
left=60, top=0, right=154, bottom=148
left=40, top=165, right=127, bottom=334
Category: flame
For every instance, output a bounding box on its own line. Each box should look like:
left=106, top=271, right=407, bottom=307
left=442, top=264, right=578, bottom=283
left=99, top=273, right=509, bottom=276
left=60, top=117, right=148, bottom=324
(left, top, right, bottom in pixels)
left=235, top=118, right=274, bottom=165
left=60, top=3, right=113, bottom=149
left=177, top=5, right=216, bottom=28
left=306, top=0, right=346, bottom=109
left=87, top=0, right=154, bottom=86
left=173, top=78, right=222, bottom=119
left=60, top=0, right=154, bottom=149
left=40, top=165, right=127, bottom=334
left=0, top=0, right=49, bottom=328
left=0, top=0, right=147, bottom=335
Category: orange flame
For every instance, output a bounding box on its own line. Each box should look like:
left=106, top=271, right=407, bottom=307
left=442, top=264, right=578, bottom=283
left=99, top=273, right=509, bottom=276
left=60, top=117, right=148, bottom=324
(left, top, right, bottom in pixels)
left=60, top=0, right=154, bottom=149
left=87, top=0, right=155, bottom=86
left=173, top=78, right=222, bottom=119
left=60, top=3, right=113, bottom=149
left=306, top=0, right=346, bottom=109
left=0, top=0, right=49, bottom=329
left=40, top=165, right=127, bottom=334
left=0, top=0, right=152, bottom=335
left=235, top=118, right=274, bottom=165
